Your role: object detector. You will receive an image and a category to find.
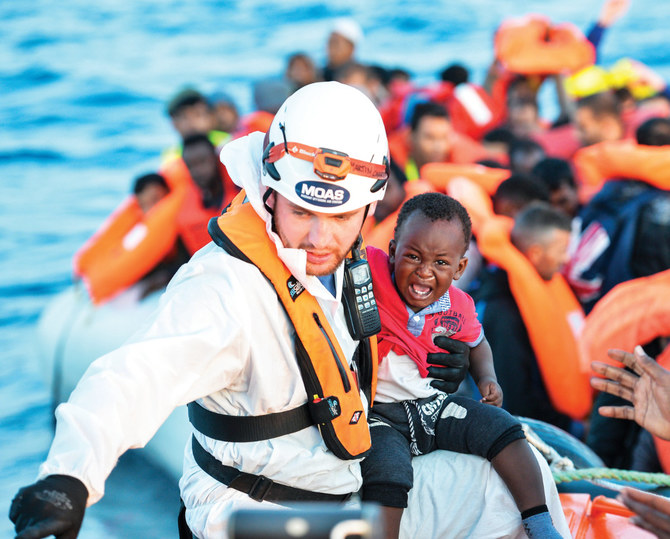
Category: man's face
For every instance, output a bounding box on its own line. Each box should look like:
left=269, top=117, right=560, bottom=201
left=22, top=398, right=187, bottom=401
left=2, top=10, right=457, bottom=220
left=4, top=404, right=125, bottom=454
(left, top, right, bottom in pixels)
left=575, top=107, right=622, bottom=147
left=327, top=32, right=354, bottom=67
left=270, top=193, right=366, bottom=276
left=528, top=228, right=572, bottom=281
left=183, top=142, right=219, bottom=192
left=172, top=102, right=214, bottom=137
left=410, top=116, right=452, bottom=168
left=549, top=183, right=580, bottom=218
left=389, top=212, right=468, bottom=313
left=137, top=182, right=168, bottom=214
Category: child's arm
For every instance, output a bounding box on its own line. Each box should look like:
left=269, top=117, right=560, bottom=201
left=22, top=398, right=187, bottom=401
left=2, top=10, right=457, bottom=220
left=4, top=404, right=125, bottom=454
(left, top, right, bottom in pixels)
left=469, top=337, right=503, bottom=407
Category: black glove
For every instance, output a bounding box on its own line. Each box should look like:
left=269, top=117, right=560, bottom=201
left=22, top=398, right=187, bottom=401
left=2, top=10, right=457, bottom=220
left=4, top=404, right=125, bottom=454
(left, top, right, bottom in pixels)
left=426, top=335, right=470, bottom=394
left=10, top=474, right=88, bottom=539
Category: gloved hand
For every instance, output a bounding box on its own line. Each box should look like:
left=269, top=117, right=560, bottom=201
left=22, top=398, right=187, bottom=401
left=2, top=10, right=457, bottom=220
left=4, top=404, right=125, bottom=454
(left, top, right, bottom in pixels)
left=9, top=474, right=88, bottom=539
left=427, top=335, right=470, bottom=394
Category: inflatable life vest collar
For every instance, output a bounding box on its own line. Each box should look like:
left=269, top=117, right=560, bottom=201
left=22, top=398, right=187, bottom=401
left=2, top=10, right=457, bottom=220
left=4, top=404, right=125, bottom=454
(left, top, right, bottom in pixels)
left=207, top=191, right=377, bottom=460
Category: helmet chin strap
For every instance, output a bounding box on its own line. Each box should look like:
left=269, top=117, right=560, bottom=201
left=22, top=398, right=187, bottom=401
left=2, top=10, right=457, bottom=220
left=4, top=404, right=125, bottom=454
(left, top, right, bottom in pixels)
left=262, top=188, right=274, bottom=216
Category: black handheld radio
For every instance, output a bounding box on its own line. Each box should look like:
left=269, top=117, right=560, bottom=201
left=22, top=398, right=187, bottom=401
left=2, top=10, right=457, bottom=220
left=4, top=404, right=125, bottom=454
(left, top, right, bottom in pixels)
left=342, top=238, right=381, bottom=339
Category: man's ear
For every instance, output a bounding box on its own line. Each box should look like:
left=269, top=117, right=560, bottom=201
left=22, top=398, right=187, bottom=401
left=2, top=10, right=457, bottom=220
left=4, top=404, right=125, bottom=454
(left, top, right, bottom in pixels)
left=388, top=239, right=397, bottom=263
left=454, top=256, right=469, bottom=280
left=524, top=244, right=544, bottom=270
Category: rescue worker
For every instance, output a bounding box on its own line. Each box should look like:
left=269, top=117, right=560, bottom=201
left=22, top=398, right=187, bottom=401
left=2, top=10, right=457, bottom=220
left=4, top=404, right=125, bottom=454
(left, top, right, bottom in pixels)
left=9, top=82, right=471, bottom=539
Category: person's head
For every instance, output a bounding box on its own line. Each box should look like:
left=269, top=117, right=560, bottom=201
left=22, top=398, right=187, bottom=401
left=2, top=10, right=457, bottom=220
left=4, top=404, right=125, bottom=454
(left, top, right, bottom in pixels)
left=493, top=174, right=550, bottom=218
left=166, top=87, right=214, bottom=138
left=508, top=138, right=546, bottom=175
left=636, top=117, right=670, bottom=146
left=506, top=96, right=540, bottom=138
left=327, top=18, right=362, bottom=68
left=133, top=173, right=169, bottom=214
left=253, top=77, right=293, bottom=114
left=439, top=63, right=469, bottom=86
left=334, top=62, right=371, bottom=92
left=510, top=202, right=572, bottom=281
left=261, top=82, right=389, bottom=276
left=482, top=127, right=517, bottom=158
left=286, top=52, right=318, bottom=90
left=531, top=158, right=580, bottom=217
left=389, top=193, right=471, bottom=312
left=209, top=91, right=239, bottom=134
left=182, top=133, right=219, bottom=194
left=575, top=91, right=624, bottom=147
left=409, top=101, right=452, bottom=169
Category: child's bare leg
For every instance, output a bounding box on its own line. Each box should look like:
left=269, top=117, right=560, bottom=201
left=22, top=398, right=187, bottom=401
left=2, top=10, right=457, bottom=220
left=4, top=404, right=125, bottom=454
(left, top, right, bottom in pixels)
left=491, top=439, right=562, bottom=538
left=491, top=438, right=545, bottom=511
left=380, top=507, right=403, bottom=539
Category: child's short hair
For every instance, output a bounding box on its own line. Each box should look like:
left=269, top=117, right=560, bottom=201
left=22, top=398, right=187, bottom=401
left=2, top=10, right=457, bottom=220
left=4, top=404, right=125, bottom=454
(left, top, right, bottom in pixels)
left=133, top=173, right=168, bottom=195
left=394, top=192, right=472, bottom=250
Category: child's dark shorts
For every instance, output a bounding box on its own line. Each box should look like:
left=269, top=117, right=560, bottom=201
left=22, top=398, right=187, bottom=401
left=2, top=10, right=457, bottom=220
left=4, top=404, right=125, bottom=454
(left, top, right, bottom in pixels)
left=360, top=394, right=525, bottom=508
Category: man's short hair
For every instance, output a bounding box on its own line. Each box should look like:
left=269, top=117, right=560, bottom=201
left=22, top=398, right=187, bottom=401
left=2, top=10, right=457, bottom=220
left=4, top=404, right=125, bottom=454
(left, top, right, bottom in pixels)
left=167, top=87, right=209, bottom=118
left=440, top=63, right=469, bottom=86
left=510, top=201, right=572, bottom=253
left=409, top=101, right=449, bottom=132
left=494, top=174, right=550, bottom=207
left=394, top=192, right=472, bottom=250
left=576, top=91, right=622, bottom=119
left=531, top=158, right=576, bottom=191
left=182, top=132, right=215, bottom=151
left=636, top=117, right=670, bottom=146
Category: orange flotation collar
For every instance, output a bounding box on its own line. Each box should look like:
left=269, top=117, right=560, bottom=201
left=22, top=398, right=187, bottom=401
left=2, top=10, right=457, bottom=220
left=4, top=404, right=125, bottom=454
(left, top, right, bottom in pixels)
left=573, top=140, right=670, bottom=203
left=495, top=15, right=595, bottom=75
left=208, top=191, right=377, bottom=460
left=478, top=216, right=592, bottom=419
left=421, top=162, right=510, bottom=197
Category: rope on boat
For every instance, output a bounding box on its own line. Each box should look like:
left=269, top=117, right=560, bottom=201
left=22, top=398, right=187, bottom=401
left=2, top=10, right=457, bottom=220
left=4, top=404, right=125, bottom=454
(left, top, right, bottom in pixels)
left=553, top=468, right=670, bottom=486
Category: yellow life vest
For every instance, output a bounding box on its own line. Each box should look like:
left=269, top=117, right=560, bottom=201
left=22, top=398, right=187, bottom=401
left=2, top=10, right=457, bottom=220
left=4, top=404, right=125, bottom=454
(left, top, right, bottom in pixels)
left=205, top=190, right=377, bottom=460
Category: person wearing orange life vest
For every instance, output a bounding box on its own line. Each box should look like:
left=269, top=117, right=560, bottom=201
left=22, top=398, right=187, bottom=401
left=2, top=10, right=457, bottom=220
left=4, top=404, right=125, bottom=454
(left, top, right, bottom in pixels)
left=10, top=82, right=475, bottom=539
left=389, top=101, right=490, bottom=182
left=471, top=202, right=583, bottom=436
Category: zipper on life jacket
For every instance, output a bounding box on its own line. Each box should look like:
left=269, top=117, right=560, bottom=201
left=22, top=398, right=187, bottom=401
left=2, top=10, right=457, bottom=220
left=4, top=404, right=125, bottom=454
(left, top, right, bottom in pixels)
left=313, top=313, right=351, bottom=393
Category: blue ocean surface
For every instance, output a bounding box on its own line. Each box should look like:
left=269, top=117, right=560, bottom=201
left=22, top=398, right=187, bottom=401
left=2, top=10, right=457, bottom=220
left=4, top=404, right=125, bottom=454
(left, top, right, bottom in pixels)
left=2, top=1, right=669, bottom=537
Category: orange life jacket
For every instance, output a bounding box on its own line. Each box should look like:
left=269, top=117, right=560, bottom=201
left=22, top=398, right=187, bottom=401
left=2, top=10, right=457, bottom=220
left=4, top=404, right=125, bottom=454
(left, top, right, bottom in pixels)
left=421, top=162, right=510, bottom=196
left=176, top=162, right=239, bottom=254
left=573, top=140, right=670, bottom=203
left=233, top=110, right=275, bottom=139
left=208, top=192, right=377, bottom=460
left=361, top=180, right=434, bottom=252
left=495, top=15, right=595, bottom=75
left=448, top=82, right=505, bottom=141
left=73, top=157, right=190, bottom=304
left=74, top=158, right=239, bottom=304
left=477, top=216, right=592, bottom=419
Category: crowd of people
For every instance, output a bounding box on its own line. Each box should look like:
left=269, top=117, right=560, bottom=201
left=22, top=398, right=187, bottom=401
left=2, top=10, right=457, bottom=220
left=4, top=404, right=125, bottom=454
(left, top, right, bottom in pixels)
left=9, top=1, right=670, bottom=537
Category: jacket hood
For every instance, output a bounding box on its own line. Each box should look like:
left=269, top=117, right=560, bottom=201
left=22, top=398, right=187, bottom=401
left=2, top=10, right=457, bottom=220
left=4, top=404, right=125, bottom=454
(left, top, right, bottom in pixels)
left=219, top=132, right=342, bottom=303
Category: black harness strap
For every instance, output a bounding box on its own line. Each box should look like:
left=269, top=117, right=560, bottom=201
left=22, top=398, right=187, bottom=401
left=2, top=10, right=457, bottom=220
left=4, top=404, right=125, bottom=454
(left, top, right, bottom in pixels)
left=187, top=401, right=313, bottom=442
left=191, top=436, right=352, bottom=504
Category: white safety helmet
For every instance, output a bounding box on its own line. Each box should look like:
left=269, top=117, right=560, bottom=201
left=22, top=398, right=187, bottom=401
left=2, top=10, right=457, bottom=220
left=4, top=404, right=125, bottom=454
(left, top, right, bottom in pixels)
left=261, top=81, right=389, bottom=214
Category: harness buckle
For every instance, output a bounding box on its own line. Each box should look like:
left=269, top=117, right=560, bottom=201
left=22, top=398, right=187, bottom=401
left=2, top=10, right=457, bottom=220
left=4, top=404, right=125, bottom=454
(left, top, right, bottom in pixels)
left=248, top=474, right=274, bottom=502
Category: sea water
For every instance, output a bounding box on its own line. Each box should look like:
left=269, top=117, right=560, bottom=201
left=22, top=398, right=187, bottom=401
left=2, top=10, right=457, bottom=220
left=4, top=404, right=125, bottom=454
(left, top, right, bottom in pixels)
left=2, top=1, right=669, bottom=537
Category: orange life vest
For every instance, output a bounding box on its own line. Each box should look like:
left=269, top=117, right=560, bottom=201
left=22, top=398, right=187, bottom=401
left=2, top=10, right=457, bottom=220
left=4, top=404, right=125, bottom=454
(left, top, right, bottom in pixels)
left=477, top=215, right=592, bottom=419
left=421, top=162, right=510, bottom=196
left=361, top=180, right=434, bottom=252
left=176, top=162, right=239, bottom=254
left=573, top=140, right=670, bottom=203
left=73, top=157, right=190, bottom=304
left=495, top=15, right=595, bottom=75
left=233, top=110, right=275, bottom=139
left=74, top=158, right=239, bottom=304
left=208, top=192, right=377, bottom=460
left=448, top=82, right=505, bottom=141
